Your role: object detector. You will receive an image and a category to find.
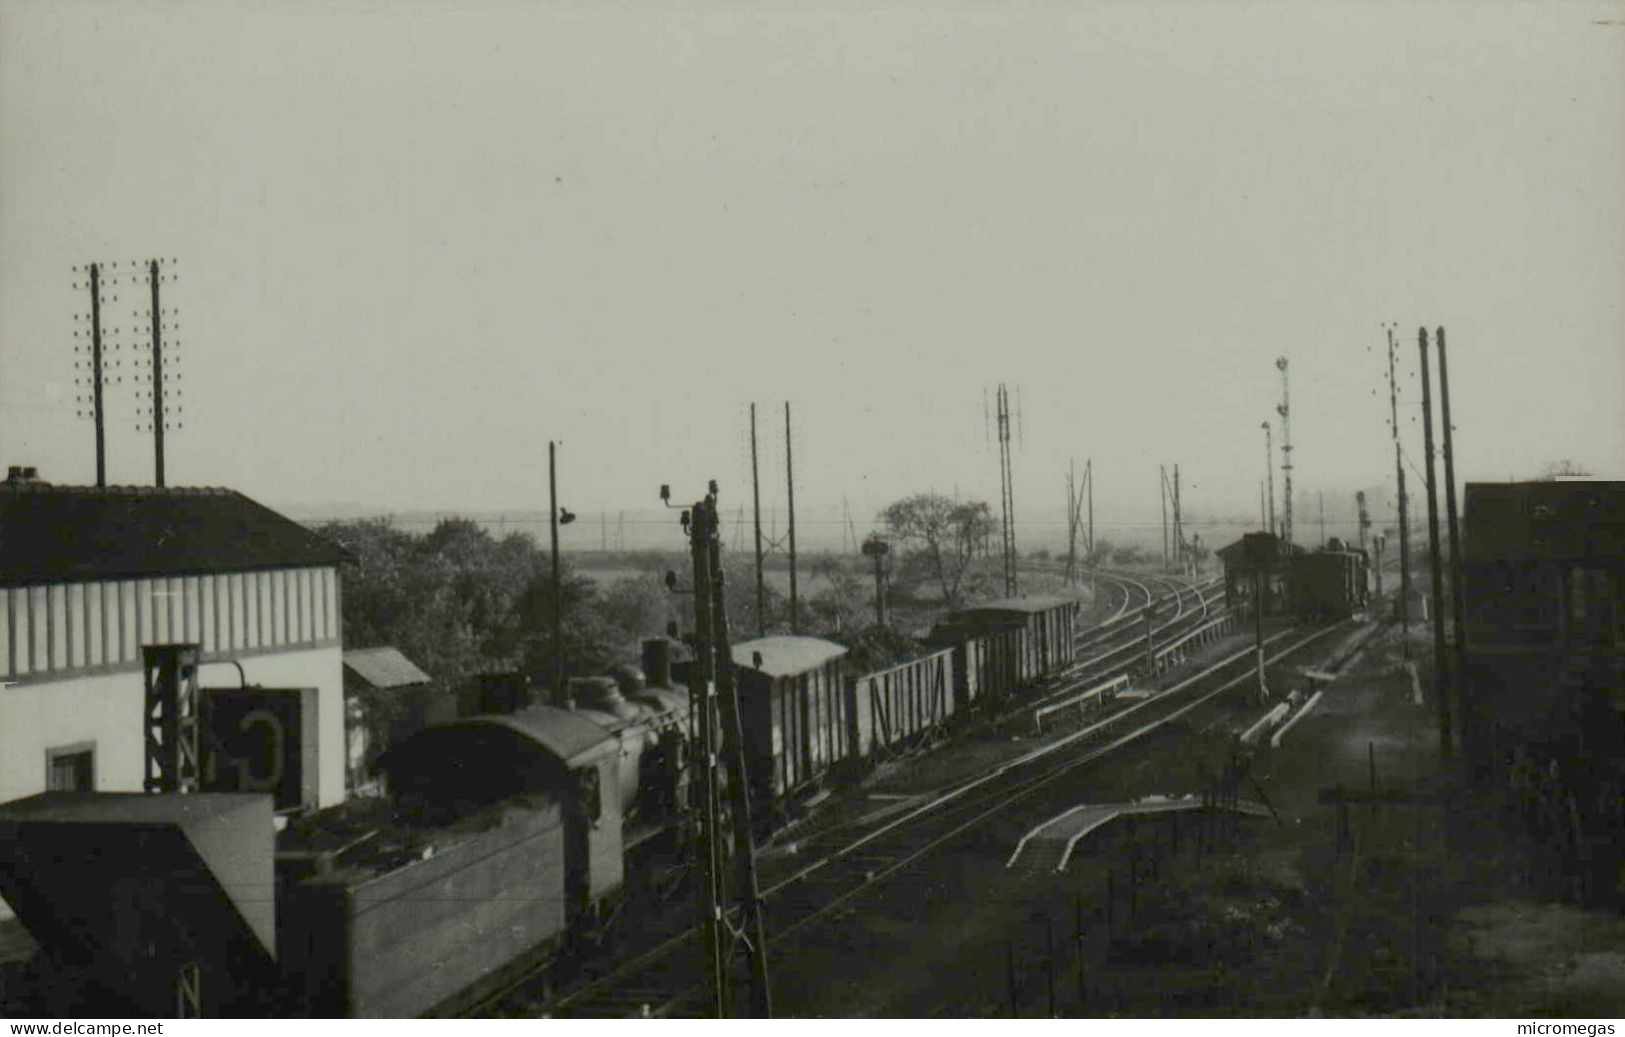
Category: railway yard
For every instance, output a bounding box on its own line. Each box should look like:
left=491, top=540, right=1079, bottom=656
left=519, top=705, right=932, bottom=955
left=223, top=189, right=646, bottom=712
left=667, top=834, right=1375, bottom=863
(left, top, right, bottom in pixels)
left=3, top=1, right=1622, bottom=1023
left=421, top=562, right=1361, bottom=1019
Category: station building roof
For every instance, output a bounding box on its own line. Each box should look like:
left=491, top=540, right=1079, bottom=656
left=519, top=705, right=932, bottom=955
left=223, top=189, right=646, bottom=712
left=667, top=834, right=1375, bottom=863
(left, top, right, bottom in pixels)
left=343, top=646, right=433, bottom=689
left=731, top=636, right=849, bottom=678
left=0, top=476, right=347, bottom=585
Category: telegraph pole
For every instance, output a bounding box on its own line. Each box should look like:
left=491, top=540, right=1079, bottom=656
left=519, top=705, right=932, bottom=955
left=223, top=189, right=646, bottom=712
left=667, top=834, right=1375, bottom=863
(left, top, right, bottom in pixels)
left=1386, top=325, right=1412, bottom=641
left=750, top=405, right=766, bottom=637
left=549, top=441, right=564, bottom=703
left=1173, top=464, right=1184, bottom=576
left=1085, top=458, right=1094, bottom=563
left=1275, top=357, right=1293, bottom=549
left=1159, top=465, right=1169, bottom=572
left=1262, top=422, right=1276, bottom=537
left=784, top=402, right=799, bottom=633
left=148, top=260, right=167, bottom=487
left=1066, top=461, right=1078, bottom=584
left=994, top=384, right=1019, bottom=596
left=1318, top=491, right=1326, bottom=549
left=1437, top=327, right=1469, bottom=739
left=88, top=263, right=108, bottom=486
left=1418, top=328, right=1452, bottom=757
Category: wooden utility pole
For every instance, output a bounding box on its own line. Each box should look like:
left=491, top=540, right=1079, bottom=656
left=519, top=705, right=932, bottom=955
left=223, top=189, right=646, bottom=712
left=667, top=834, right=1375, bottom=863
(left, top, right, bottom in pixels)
left=1160, top=464, right=1169, bottom=572
left=1276, top=357, right=1293, bottom=548
left=148, top=260, right=167, bottom=487
left=750, top=404, right=766, bottom=637
left=1173, top=464, right=1184, bottom=575
left=1436, top=327, right=1468, bottom=717
left=1417, top=328, right=1452, bottom=757
left=88, top=263, right=108, bottom=486
left=1386, top=325, right=1412, bottom=641
left=992, top=384, right=1019, bottom=596
left=784, top=402, right=799, bottom=633
left=1086, top=458, right=1094, bottom=563
left=549, top=441, right=564, bottom=703
left=1262, top=422, right=1276, bottom=536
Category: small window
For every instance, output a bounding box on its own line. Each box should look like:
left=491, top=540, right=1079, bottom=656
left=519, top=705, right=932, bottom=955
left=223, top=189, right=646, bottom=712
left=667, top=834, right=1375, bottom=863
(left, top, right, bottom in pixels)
left=46, top=743, right=95, bottom=792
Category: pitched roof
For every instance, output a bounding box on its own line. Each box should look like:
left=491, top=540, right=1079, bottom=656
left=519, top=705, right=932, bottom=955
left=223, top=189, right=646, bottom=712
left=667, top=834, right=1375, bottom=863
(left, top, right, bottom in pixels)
left=0, top=481, right=348, bottom=585
left=344, top=646, right=432, bottom=689
left=731, top=636, right=849, bottom=678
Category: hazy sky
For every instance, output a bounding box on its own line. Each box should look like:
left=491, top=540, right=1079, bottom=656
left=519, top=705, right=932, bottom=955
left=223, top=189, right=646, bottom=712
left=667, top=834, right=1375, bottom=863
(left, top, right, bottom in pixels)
left=3, top=0, right=1622, bottom=549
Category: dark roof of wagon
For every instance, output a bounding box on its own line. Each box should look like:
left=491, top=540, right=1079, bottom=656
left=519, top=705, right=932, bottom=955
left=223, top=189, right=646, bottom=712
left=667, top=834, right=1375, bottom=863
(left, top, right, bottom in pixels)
left=947, top=595, right=1079, bottom=618
left=0, top=481, right=348, bottom=585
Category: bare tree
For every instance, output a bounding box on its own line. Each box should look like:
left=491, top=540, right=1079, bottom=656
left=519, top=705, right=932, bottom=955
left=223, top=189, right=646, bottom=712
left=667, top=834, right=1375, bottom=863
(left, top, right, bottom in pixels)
left=878, top=493, right=996, bottom=605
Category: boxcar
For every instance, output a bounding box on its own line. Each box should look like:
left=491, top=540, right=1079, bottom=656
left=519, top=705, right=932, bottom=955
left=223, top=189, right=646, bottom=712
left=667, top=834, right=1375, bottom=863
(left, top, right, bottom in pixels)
left=729, top=636, right=850, bottom=817
left=848, top=646, right=954, bottom=758
left=1289, top=545, right=1369, bottom=620
left=941, top=595, right=1080, bottom=686
left=927, top=621, right=1023, bottom=708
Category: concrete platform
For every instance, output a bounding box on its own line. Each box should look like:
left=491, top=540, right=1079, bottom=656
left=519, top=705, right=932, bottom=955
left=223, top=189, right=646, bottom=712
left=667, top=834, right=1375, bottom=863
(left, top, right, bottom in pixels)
left=1006, top=795, right=1272, bottom=874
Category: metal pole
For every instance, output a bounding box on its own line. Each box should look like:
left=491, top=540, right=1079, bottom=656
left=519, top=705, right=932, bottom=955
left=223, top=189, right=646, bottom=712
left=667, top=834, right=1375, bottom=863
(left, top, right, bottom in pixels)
left=1066, top=460, right=1077, bottom=583
left=1174, top=464, right=1184, bottom=575
left=750, top=405, right=766, bottom=637
left=784, top=402, right=798, bottom=634
left=550, top=441, right=563, bottom=704
left=686, top=498, right=727, bottom=1016
left=149, top=260, right=165, bottom=487
left=1437, top=327, right=1469, bottom=753
left=1086, top=458, right=1094, bottom=562
left=88, top=263, right=107, bottom=487
left=1263, top=422, right=1276, bottom=537
left=1276, top=357, right=1292, bottom=548
left=1387, top=326, right=1411, bottom=641
left=1160, top=464, right=1169, bottom=572
left=705, top=492, right=774, bottom=1018
left=1319, top=491, right=1326, bottom=549
left=1417, top=328, right=1452, bottom=757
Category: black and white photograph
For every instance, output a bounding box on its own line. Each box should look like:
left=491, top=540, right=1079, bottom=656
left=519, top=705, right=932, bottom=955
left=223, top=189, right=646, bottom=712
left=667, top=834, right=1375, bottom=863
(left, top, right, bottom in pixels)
left=0, top=0, right=1621, bottom=1023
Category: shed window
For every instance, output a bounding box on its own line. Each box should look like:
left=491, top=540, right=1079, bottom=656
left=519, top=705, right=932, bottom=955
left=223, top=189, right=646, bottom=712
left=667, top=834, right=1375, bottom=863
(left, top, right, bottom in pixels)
left=46, top=743, right=95, bottom=792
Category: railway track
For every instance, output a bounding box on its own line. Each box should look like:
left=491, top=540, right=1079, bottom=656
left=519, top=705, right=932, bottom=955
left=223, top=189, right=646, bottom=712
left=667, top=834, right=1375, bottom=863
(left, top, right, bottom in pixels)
left=492, top=619, right=1346, bottom=1018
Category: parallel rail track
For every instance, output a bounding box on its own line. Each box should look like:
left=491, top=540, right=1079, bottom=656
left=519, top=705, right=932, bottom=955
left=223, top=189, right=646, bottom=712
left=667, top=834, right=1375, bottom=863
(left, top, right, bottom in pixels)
left=479, top=619, right=1344, bottom=1018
